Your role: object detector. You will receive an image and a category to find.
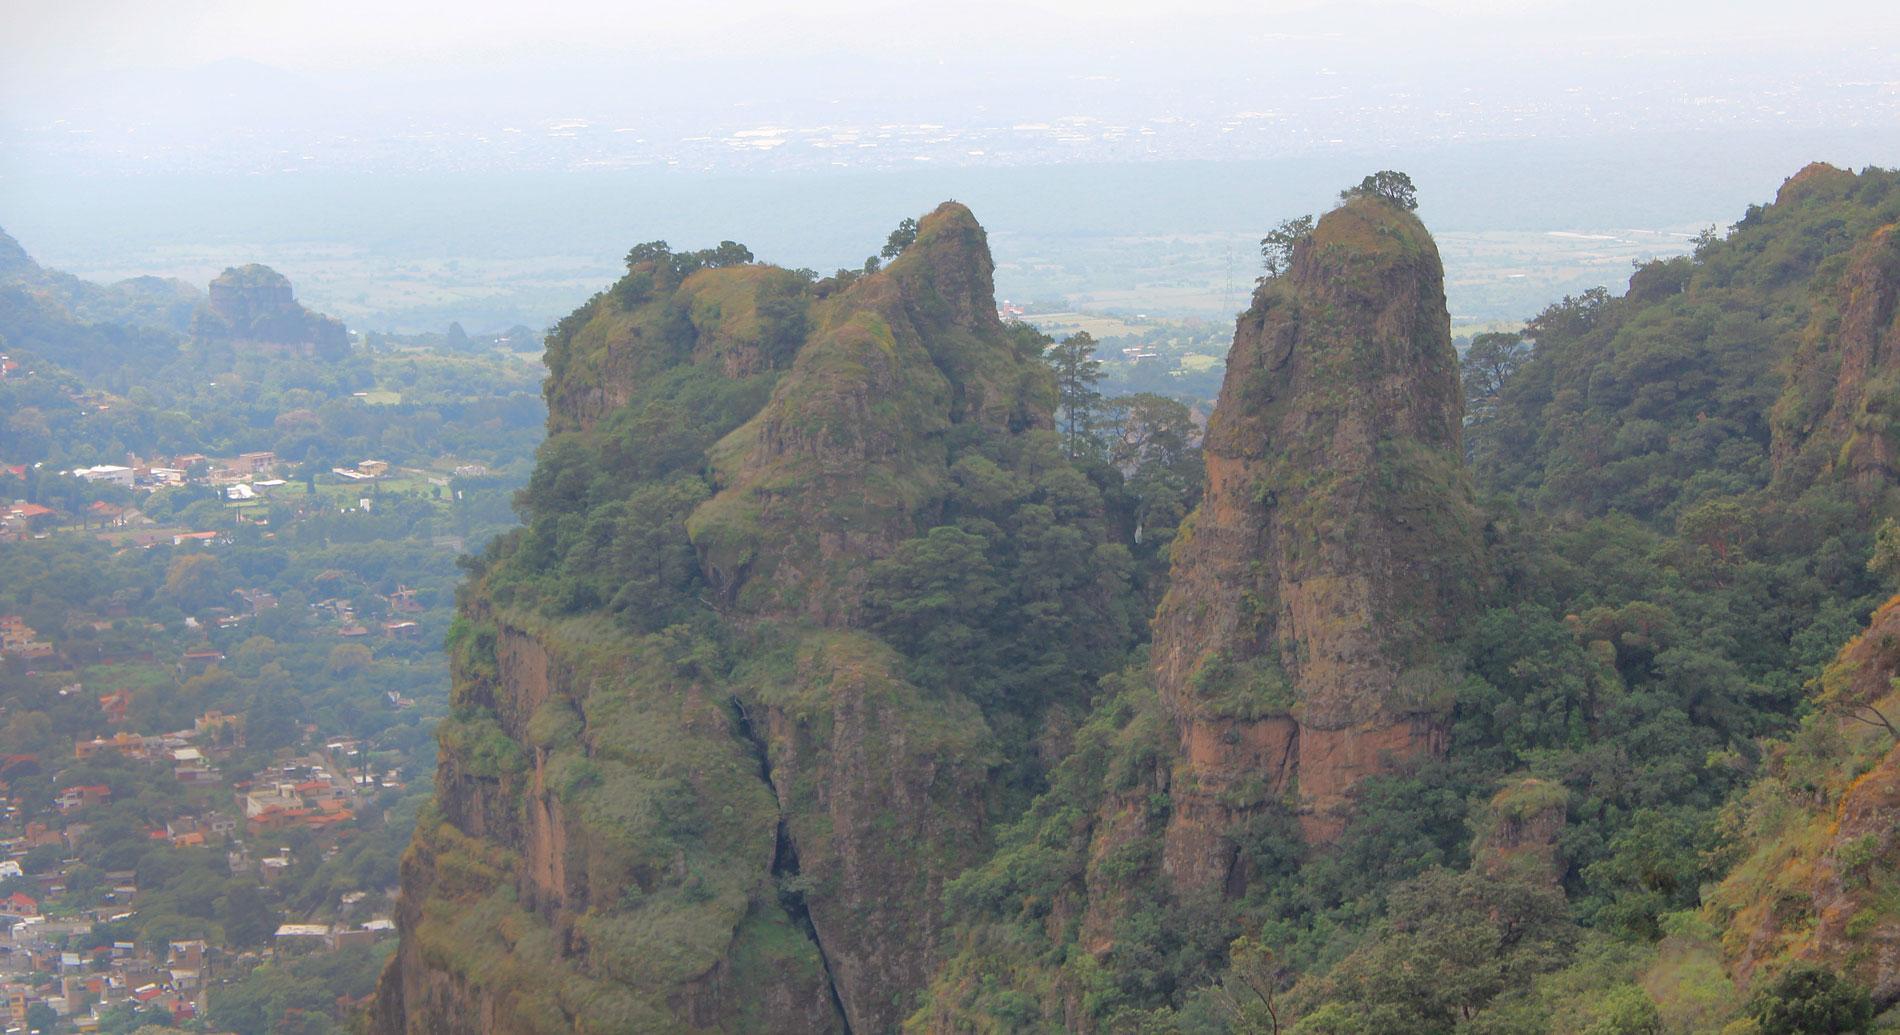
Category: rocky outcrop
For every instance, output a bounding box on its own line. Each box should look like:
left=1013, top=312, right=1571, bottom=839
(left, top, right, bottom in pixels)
left=1776, top=161, right=1861, bottom=207
left=1771, top=212, right=1900, bottom=499
left=0, top=228, right=39, bottom=279
left=191, top=264, right=348, bottom=360
left=377, top=609, right=847, bottom=1035
left=1152, top=194, right=1483, bottom=891
left=378, top=203, right=1063, bottom=1035
left=748, top=634, right=998, bottom=1033
left=688, top=203, right=1052, bottom=1030
left=688, top=202, right=1044, bottom=625
left=1472, top=777, right=1568, bottom=883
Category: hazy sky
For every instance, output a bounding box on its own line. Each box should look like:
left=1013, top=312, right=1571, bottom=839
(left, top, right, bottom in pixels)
left=4, top=0, right=1896, bottom=330
left=2, top=0, right=1677, bottom=74
left=9, top=0, right=1895, bottom=82
left=8, top=0, right=1895, bottom=178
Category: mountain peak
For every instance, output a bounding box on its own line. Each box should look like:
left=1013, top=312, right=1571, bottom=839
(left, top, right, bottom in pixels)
left=1153, top=186, right=1480, bottom=886
left=1776, top=161, right=1858, bottom=206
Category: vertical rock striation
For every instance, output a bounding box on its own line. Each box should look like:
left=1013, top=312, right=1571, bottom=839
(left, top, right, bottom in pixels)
left=376, top=203, right=1067, bottom=1034
left=1152, top=194, right=1483, bottom=892
left=689, top=203, right=1050, bottom=1031
left=1770, top=172, right=1900, bottom=501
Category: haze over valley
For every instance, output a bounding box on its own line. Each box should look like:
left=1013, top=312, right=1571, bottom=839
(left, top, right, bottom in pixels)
left=5, top=3, right=1900, bottom=1034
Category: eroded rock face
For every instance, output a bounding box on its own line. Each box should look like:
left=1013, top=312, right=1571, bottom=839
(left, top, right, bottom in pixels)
left=1153, top=195, right=1483, bottom=890
left=754, top=635, right=997, bottom=1033
left=688, top=203, right=1052, bottom=1031
left=377, top=609, right=845, bottom=1035
left=377, top=203, right=1063, bottom=1035
left=1771, top=217, right=1900, bottom=498
left=192, top=264, right=349, bottom=360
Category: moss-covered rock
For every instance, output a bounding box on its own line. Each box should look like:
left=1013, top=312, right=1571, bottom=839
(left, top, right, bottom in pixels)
left=378, top=202, right=1094, bottom=1035
left=1150, top=193, right=1484, bottom=894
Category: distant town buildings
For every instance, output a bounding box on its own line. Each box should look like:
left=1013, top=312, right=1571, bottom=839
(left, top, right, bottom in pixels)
left=0, top=615, right=52, bottom=660
left=71, top=465, right=134, bottom=488
left=236, top=451, right=278, bottom=475
left=331, top=458, right=390, bottom=481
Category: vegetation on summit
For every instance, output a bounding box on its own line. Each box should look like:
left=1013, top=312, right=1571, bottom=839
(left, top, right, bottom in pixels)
left=371, top=164, right=1900, bottom=1035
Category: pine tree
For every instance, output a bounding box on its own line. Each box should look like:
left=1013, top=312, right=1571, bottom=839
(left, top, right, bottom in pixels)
left=1047, top=332, right=1103, bottom=459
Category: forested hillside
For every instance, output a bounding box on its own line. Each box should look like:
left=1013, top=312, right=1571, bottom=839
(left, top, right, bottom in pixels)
left=376, top=164, right=1900, bottom=1035
left=0, top=237, right=543, bottom=1034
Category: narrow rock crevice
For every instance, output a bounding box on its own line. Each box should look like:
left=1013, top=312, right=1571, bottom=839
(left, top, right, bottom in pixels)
left=732, top=696, right=853, bottom=1034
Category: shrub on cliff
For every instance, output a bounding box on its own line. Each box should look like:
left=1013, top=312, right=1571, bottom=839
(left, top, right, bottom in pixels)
left=1747, top=964, right=1873, bottom=1035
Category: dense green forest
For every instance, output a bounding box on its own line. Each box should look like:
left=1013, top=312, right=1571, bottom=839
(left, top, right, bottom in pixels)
left=913, top=165, right=1900, bottom=1033
left=369, top=164, right=1900, bottom=1035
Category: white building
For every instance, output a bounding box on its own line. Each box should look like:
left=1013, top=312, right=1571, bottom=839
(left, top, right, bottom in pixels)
left=72, top=465, right=134, bottom=487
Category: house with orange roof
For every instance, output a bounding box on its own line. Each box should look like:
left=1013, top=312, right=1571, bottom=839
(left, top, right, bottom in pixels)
left=0, top=616, right=36, bottom=653
left=98, top=691, right=131, bottom=724
left=75, top=731, right=157, bottom=760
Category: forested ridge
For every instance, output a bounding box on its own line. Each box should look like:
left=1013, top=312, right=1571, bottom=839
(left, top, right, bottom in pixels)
left=375, top=164, right=1900, bottom=1034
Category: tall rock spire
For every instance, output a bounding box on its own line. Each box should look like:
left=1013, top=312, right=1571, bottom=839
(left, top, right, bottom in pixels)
left=1153, top=192, right=1484, bottom=891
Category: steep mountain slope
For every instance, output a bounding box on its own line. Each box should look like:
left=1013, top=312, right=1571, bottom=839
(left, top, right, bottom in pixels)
left=1476, top=163, right=1900, bottom=522
left=0, top=225, right=200, bottom=333
left=1772, top=208, right=1900, bottom=503
left=920, top=165, right=1900, bottom=1033
left=0, top=227, right=191, bottom=382
left=375, top=203, right=1133, bottom=1034
left=1441, top=162, right=1900, bottom=1030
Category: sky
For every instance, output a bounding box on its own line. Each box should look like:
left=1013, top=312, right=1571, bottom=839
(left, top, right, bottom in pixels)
left=6, top=0, right=1893, bottom=76
left=5, top=0, right=1896, bottom=180
left=2, top=0, right=1896, bottom=329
